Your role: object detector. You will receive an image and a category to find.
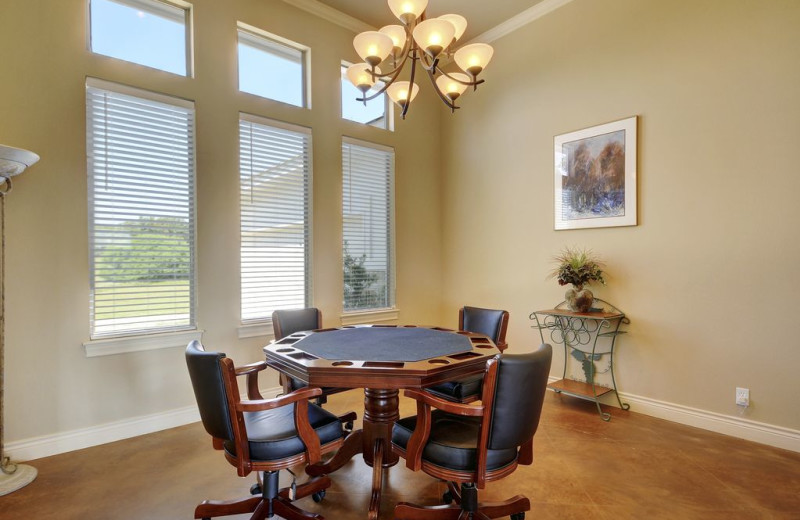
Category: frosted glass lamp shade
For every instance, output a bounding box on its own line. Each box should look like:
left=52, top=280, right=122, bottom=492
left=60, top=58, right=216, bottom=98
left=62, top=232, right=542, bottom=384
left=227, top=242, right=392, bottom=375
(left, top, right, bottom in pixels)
left=454, top=43, right=494, bottom=77
left=412, top=19, right=456, bottom=59
left=438, top=14, right=467, bottom=42
left=353, top=31, right=394, bottom=67
left=346, top=63, right=381, bottom=94
left=386, top=81, right=419, bottom=108
left=379, top=25, right=407, bottom=55
left=387, top=0, right=428, bottom=24
left=0, top=145, right=39, bottom=177
left=435, top=72, right=470, bottom=101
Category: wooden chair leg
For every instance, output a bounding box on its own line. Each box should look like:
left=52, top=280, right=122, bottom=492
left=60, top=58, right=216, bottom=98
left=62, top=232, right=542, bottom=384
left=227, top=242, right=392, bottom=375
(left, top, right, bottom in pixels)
left=194, top=496, right=261, bottom=519
left=272, top=497, right=324, bottom=520
left=476, top=495, right=530, bottom=519
left=394, top=502, right=463, bottom=520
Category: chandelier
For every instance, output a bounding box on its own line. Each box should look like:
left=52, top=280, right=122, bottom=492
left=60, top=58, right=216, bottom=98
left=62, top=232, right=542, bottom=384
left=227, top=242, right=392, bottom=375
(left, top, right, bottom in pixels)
left=345, top=0, right=494, bottom=119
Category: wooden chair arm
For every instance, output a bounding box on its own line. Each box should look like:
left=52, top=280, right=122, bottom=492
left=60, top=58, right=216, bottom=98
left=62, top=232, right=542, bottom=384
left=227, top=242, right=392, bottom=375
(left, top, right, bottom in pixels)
left=404, top=388, right=485, bottom=417
left=235, top=361, right=268, bottom=400
left=237, top=386, right=322, bottom=412
left=236, top=386, right=324, bottom=465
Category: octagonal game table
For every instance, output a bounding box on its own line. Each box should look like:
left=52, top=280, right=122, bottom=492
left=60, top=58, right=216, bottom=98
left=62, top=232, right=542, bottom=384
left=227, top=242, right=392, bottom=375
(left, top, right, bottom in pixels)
left=264, top=325, right=499, bottom=520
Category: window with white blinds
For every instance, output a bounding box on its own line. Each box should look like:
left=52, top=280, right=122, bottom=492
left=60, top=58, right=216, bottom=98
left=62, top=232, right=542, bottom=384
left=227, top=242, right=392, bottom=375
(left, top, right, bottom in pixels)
left=239, top=115, right=312, bottom=322
left=86, top=78, right=196, bottom=339
left=342, top=138, right=395, bottom=311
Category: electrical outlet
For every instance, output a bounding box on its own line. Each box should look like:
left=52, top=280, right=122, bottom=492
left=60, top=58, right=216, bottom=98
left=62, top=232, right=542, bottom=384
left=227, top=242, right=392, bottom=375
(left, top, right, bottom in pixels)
left=736, top=387, right=750, bottom=407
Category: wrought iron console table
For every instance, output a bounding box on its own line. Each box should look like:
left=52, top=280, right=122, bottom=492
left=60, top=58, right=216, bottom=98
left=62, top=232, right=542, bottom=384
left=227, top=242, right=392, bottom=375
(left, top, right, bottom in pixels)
left=530, top=299, right=629, bottom=421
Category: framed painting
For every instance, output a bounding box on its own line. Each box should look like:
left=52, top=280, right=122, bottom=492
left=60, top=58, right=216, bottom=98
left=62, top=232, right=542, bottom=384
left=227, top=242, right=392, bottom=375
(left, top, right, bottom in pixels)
left=554, top=116, right=637, bottom=230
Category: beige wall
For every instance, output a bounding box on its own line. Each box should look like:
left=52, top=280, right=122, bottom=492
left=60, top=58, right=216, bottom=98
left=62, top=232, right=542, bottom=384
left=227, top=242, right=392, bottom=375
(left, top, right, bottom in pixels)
left=0, top=0, right=444, bottom=444
left=441, top=0, right=800, bottom=430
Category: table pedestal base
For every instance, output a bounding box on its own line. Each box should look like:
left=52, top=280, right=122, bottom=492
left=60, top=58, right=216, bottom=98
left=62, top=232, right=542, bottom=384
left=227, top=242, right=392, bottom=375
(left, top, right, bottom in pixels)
left=306, top=388, right=400, bottom=520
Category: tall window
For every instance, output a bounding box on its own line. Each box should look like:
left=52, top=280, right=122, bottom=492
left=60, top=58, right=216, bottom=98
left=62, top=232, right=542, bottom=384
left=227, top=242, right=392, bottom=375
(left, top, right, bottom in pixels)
left=342, top=138, right=395, bottom=311
left=240, top=115, right=312, bottom=322
left=238, top=24, right=308, bottom=107
left=86, top=78, right=196, bottom=338
left=341, top=62, right=390, bottom=130
left=89, top=0, right=192, bottom=76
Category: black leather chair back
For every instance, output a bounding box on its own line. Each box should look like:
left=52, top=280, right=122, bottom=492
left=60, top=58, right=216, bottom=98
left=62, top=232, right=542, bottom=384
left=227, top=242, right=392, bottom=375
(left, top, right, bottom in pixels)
left=272, top=308, right=321, bottom=340
left=185, top=340, right=235, bottom=442
left=462, top=306, right=506, bottom=343
left=487, top=344, right=552, bottom=450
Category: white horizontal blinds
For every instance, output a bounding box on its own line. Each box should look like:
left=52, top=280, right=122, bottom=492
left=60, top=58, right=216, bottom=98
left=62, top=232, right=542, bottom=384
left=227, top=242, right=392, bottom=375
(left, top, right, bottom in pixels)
left=239, top=116, right=311, bottom=322
left=86, top=79, right=196, bottom=338
left=342, top=139, right=395, bottom=311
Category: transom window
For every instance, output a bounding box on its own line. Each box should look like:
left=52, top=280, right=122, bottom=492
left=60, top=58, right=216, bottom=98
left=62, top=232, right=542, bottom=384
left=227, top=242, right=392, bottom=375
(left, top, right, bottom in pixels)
left=238, top=23, right=309, bottom=108
left=341, top=62, right=391, bottom=130
left=86, top=78, right=196, bottom=338
left=89, top=0, right=192, bottom=76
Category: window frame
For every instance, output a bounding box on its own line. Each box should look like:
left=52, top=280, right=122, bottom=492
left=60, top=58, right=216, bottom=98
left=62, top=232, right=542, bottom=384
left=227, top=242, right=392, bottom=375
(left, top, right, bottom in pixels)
left=341, top=136, right=396, bottom=319
left=237, top=113, right=314, bottom=337
left=83, top=77, right=200, bottom=355
left=237, top=22, right=311, bottom=109
left=87, top=0, right=195, bottom=77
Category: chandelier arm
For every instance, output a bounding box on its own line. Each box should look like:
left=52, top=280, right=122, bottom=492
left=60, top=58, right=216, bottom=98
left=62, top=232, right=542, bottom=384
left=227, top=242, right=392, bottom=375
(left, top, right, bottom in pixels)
left=423, top=65, right=458, bottom=111
left=401, top=50, right=418, bottom=119
left=434, top=66, right=486, bottom=88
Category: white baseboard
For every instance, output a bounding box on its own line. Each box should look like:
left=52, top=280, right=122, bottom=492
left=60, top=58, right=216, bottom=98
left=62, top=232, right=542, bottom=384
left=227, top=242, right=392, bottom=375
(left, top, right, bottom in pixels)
left=618, top=391, right=800, bottom=453
left=5, top=386, right=283, bottom=462
left=547, top=376, right=800, bottom=453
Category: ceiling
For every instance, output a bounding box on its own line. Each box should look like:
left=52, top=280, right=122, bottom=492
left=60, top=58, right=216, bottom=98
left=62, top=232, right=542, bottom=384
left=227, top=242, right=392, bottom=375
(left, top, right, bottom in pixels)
left=311, top=0, right=548, bottom=43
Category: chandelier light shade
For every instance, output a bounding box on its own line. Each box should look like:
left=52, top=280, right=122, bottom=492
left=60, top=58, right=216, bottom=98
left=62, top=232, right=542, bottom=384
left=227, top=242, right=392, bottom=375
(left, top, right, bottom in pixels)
left=435, top=72, right=470, bottom=102
left=348, top=0, right=494, bottom=119
left=346, top=63, right=381, bottom=94
left=386, top=81, right=419, bottom=109
left=387, top=0, right=428, bottom=24
left=379, top=25, right=407, bottom=55
left=454, top=43, right=495, bottom=78
left=438, top=14, right=467, bottom=42
left=412, top=18, right=455, bottom=59
left=353, top=31, right=394, bottom=68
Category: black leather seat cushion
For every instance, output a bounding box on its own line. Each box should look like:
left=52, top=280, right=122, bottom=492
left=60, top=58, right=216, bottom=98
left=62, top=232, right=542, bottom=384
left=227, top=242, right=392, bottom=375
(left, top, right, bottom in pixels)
left=392, top=410, right=518, bottom=471
left=424, top=373, right=483, bottom=402
left=225, top=402, right=343, bottom=462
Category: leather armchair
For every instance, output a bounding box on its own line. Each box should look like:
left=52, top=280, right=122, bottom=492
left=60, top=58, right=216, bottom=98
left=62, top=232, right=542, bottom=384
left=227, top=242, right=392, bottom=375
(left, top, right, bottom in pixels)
left=185, top=340, right=345, bottom=520
left=392, top=344, right=552, bottom=520
left=425, top=306, right=510, bottom=402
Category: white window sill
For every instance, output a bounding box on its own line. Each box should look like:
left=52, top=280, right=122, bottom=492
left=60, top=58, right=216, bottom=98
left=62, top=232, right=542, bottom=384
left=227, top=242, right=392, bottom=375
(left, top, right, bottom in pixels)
left=83, top=329, right=204, bottom=358
left=340, top=308, right=399, bottom=326
left=238, top=321, right=275, bottom=340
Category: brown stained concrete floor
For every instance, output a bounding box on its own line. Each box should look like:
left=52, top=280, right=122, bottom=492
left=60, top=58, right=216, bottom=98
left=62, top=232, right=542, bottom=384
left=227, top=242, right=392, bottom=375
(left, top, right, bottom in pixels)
left=1, top=389, right=799, bottom=519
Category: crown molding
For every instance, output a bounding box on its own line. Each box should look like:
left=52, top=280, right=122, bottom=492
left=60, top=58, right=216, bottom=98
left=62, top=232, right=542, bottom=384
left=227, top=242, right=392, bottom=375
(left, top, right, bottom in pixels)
left=280, top=0, right=374, bottom=33
left=466, top=0, right=575, bottom=45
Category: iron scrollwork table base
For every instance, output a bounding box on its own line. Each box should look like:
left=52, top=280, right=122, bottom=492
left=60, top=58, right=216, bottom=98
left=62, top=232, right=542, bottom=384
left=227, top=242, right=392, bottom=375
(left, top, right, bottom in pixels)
left=530, top=299, right=630, bottom=421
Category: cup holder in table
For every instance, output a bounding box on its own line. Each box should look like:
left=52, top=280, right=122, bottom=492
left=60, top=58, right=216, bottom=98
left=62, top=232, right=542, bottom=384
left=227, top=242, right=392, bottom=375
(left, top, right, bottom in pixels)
left=331, top=361, right=353, bottom=367
left=277, top=337, right=300, bottom=344
left=276, top=348, right=295, bottom=353
left=428, top=358, right=450, bottom=365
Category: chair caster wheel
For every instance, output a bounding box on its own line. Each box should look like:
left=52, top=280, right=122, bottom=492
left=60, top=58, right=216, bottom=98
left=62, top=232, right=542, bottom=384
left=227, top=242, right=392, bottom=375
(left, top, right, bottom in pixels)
left=312, top=489, right=326, bottom=503
left=250, top=483, right=261, bottom=495
left=344, top=421, right=354, bottom=432
left=510, top=513, right=525, bottom=520
left=442, top=491, right=453, bottom=504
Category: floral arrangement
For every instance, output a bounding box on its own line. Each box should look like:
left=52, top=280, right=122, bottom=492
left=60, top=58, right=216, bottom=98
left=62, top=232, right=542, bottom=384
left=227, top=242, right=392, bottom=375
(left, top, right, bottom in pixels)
left=549, top=246, right=606, bottom=290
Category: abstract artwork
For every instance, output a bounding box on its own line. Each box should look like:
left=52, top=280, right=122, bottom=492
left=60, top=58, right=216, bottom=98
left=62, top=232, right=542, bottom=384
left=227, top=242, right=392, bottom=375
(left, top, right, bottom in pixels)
left=554, top=116, right=637, bottom=230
